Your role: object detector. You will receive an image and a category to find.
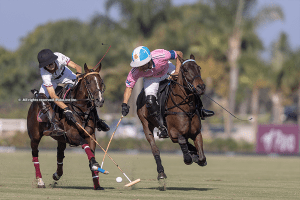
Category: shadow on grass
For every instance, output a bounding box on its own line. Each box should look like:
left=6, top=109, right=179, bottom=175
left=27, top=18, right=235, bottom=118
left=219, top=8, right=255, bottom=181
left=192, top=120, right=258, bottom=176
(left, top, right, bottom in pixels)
left=145, top=187, right=216, bottom=191
left=50, top=185, right=115, bottom=190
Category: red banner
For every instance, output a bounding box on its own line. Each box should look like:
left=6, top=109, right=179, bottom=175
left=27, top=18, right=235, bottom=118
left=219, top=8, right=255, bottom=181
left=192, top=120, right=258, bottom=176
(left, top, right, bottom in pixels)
left=256, top=124, right=299, bottom=154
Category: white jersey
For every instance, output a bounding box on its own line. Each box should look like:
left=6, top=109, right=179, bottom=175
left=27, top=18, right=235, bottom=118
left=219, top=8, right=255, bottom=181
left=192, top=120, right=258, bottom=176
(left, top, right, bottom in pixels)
left=39, top=52, right=76, bottom=97
left=40, top=52, right=71, bottom=87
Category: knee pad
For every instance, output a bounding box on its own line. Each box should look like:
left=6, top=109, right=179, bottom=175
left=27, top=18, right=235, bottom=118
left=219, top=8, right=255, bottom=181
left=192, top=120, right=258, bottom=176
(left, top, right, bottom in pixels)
left=145, top=95, right=160, bottom=116
left=145, top=95, right=157, bottom=108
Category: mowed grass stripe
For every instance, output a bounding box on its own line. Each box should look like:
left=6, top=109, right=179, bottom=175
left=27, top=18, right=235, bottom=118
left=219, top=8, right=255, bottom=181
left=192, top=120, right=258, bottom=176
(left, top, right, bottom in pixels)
left=0, top=150, right=299, bottom=200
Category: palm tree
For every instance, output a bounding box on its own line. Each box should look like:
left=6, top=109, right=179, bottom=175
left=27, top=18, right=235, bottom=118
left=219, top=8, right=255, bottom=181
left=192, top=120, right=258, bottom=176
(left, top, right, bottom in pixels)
left=269, top=33, right=292, bottom=124
left=239, top=52, right=269, bottom=140
left=105, top=0, right=172, bottom=38
left=104, top=0, right=173, bottom=117
left=220, top=0, right=283, bottom=135
left=281, top=49, right=300, bottom=125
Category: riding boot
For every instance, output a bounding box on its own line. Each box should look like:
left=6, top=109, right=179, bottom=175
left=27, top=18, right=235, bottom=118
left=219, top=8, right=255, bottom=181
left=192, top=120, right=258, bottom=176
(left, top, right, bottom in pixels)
left=146, top=95, right=168, bottom=138
left=92, top=108, right=110, bottom=132
left=40, top=102, right=65, bottom=137
left=196, top=95, right=214, bottom=120
left=200, top=108, right=215, bottom=120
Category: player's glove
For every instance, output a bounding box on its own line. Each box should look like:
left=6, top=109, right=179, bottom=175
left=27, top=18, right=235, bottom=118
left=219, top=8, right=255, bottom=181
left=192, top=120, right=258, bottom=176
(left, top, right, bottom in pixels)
left=121, top=103, right=130, bottom=116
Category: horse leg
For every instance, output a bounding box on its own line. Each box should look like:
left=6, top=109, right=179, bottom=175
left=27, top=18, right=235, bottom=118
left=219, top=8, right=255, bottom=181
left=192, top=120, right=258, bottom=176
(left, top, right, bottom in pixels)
left=144, top=123, right=166, bottom=180
left=86, top=136, right=104, bottom=190
left=187, top=140, right=200, bottom=163
left=193, top=133, right=207, bottom=166
left=178, top=134, right=193, bottom=165
left=31, top=138, right=45, bottom=188
left=53, top=142, right=66, bottom=181
left=79, top=137, right=103, bottom=190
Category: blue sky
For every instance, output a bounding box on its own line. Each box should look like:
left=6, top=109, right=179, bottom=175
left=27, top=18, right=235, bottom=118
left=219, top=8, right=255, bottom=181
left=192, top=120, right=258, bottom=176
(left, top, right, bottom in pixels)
left=0, top=0, right=299, bottom=60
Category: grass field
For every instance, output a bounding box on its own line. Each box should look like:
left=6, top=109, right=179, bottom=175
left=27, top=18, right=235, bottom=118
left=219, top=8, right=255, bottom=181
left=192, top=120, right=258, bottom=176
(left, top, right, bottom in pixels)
left=0, top=150, right=299, bottom=200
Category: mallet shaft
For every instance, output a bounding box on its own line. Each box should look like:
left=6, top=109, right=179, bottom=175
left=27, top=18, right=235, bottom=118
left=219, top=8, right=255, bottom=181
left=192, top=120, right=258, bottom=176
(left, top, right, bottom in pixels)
left=75, top=122, right=137, bottom=185
left=101, top=115, right=123, bottom=168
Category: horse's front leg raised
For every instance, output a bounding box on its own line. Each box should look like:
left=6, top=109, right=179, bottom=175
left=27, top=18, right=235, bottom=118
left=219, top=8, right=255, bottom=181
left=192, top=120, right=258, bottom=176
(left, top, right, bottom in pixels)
left=178, top=134, right=193, bottom=165
left=144, top=123, right=167, bottom=180
left=53, top=142, right=66, bottom=181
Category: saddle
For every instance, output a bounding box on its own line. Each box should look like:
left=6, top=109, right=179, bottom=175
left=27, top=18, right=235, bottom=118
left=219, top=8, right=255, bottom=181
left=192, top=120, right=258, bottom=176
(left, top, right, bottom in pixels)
left=136, top=79, right=171, bottom=128
left=37, top=84, right=73, bottom=122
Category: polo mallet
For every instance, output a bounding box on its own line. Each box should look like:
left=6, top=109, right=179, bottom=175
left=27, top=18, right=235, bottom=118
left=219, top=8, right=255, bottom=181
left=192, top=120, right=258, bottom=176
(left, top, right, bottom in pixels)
left=74, top=122, right=140, bottom=187
left=101, top=115, right=123, bottom=169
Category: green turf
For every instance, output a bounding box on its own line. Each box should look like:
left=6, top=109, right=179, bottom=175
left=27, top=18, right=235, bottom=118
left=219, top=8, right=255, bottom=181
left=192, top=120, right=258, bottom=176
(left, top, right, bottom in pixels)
left=0, top=150, right=299, bottom=200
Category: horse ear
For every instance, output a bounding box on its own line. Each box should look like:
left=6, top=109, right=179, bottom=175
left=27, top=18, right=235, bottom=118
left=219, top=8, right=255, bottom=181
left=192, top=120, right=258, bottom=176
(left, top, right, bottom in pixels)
left=190, top=54, right=195, bottom=60
left=95, top=63, right=102, bottom=73
left=84, top=63, right=90, bottom=73
left=177, top=54, right=184, bottom=63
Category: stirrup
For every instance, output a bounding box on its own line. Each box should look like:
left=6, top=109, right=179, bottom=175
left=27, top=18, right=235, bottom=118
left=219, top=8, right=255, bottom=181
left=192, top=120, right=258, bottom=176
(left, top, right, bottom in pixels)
left=43, top=123, right=65, bottom=137
left=49, top=130, right=65, bottom=137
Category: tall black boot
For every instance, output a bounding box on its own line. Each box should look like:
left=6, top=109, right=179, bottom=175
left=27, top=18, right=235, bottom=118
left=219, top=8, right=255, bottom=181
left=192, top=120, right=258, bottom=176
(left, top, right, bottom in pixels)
left=146, top=95, right=168, bottom=138
left=92, top=108, right=110, bottom=132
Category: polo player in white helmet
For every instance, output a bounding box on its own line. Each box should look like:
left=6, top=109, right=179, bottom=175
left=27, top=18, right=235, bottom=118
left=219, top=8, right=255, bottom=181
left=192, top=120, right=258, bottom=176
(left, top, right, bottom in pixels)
left=121, top=46, right=214, bottom=138
left=36, top=49, right=110, bottom=136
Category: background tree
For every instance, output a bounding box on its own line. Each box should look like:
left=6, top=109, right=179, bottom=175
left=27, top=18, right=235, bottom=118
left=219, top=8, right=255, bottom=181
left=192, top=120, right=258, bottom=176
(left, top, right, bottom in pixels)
left=281, top=49, right=300, bottom=125
left=269, top=33, right=292, bottom=124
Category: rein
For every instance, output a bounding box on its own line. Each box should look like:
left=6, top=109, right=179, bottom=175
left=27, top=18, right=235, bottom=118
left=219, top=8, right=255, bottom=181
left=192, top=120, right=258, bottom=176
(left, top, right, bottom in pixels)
left=165, top=59, right=201, bottom=119
left=67, top=71, right=105, bottom=127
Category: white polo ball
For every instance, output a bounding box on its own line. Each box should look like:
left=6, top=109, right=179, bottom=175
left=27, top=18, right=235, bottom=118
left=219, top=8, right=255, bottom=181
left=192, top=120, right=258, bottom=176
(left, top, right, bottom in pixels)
left=116, top=177, right=122, bottom=183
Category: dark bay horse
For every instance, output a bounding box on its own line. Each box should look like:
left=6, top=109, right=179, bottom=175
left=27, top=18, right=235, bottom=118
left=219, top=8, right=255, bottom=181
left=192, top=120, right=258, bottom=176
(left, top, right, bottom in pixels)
left=27, top=63, right=106, bottom=190
left=137, top=54, right=207, bottom=181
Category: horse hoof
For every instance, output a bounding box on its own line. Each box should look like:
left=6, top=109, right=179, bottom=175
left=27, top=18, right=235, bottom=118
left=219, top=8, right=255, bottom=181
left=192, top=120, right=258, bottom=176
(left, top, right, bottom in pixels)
left=183, top=154, right=193, bottom=165
left=53, top=172, right=61, bottom=181
left=94, top=186, right=104, bottom=190
left=157, top=172, right=167, bottom=180
left=184, top=161, right=193, bottom=165
left=37, top=178, right=45, bottom=188
left=197, top=161, right=207, bottom=167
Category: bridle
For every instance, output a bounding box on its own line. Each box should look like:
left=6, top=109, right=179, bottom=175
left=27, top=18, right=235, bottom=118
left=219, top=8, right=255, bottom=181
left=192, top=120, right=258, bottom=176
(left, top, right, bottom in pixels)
left=180, top=59, right=202, bottom=93
left=76, top=71, right=105, bottom=104
left=68, top=71, right=106, bottom=128
left=166, top=59, right=203, bottom=119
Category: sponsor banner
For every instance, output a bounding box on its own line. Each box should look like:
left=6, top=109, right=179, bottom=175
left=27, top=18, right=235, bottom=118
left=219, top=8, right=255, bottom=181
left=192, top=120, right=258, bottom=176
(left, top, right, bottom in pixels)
left=256, top=124, right=299, bottom=154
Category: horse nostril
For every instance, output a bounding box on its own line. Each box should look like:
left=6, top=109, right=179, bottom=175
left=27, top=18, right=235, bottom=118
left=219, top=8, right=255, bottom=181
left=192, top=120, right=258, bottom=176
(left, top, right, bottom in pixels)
left=197, top=84, right=204, bottom=90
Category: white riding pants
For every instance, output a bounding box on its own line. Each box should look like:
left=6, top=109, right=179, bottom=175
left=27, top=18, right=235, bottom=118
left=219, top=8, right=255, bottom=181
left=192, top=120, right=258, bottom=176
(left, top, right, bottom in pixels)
left=143, top=61, right=175, bottom=98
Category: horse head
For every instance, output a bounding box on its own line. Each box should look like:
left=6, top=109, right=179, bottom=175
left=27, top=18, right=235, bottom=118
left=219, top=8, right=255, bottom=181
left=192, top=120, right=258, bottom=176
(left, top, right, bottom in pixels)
left=177, top=54, right=206, bottom=95
left=81, top=63, right=105, bottom=107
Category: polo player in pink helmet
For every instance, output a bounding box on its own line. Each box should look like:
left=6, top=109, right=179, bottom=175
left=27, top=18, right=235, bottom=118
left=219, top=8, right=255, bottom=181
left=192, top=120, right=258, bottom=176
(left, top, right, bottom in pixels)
left=121, top=46, right=214, bottom=138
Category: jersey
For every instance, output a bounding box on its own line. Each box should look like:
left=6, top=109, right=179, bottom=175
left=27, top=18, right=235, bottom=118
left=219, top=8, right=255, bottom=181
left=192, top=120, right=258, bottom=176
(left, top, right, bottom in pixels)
left=125, top=49, right=177, bottom=88
left=40, top=52, right=71, bottom=87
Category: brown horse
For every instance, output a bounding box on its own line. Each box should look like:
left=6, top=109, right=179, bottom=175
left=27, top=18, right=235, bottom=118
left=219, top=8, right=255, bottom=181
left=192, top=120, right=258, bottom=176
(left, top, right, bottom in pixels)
left=27, top=63, right=106, bottom=190
left=137, top=54, right=207, bottom=181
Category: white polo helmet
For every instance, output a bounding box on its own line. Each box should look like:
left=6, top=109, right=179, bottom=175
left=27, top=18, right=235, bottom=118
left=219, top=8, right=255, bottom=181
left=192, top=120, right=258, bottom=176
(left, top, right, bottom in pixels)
left=130, top=46, right=152, bottom=67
